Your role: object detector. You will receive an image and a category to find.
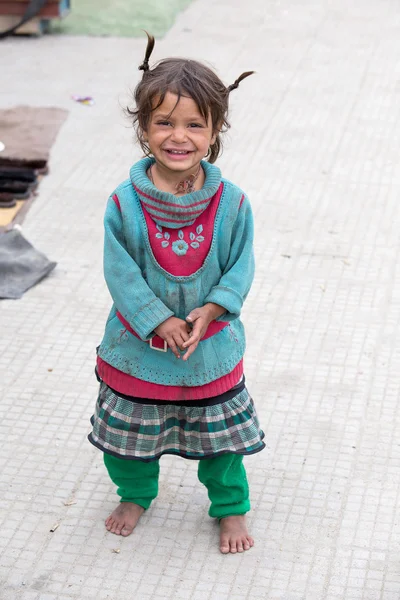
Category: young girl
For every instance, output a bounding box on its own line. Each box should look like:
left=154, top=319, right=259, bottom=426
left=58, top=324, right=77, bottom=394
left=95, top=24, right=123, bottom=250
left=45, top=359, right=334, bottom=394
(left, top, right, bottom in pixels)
left=89, top=33, right=265, bottom=554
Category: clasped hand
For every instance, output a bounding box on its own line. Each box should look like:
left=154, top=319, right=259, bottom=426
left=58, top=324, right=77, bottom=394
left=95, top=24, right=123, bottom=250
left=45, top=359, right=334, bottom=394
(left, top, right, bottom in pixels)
left=154, top=303, right=224, bottom=361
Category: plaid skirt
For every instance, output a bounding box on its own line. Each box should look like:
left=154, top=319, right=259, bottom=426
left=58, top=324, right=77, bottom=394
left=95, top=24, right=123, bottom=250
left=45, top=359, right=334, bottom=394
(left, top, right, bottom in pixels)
left=88, top=381, right=265, bottom=461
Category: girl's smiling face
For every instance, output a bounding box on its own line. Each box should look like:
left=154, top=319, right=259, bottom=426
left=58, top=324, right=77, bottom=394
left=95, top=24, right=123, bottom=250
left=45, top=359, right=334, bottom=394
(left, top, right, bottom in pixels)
left=143, top=92, right=217, bottom=176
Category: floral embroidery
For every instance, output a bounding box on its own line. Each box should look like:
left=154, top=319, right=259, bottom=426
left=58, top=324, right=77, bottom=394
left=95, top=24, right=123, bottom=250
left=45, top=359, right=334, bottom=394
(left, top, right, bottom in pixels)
left=155, top=224, right=205, bottom=256
left=155, top=224, right=171, bottom=248
left=172, top=239, right=189, bottom=256
left=190, top=225, right=205, bottom=249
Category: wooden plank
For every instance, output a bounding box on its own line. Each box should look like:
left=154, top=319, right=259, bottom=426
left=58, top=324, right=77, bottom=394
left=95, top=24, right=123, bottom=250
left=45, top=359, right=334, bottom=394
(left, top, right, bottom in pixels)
left=0, top=2, right=62, bottom=17
left=0, top=197, right=32, bottom=231
left=0, top=14, right=43, bottom=33
left=0, top=0, right=60, bottom=4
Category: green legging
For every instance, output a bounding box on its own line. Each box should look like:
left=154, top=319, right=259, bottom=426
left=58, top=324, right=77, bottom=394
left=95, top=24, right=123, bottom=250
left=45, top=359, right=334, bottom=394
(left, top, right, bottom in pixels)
left=104, top=452, right=250, bottom=519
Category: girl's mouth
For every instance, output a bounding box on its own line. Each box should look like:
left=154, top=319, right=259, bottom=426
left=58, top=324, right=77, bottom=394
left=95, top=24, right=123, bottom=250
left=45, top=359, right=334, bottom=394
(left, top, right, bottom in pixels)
left=164, top=149, right=193, bottom=159
left=165, top=149, right=192, bottom=155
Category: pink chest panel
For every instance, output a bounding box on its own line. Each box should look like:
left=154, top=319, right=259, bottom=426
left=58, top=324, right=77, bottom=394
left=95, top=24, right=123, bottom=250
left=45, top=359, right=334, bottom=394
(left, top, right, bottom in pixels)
left=142, top=184, right=223, bottom=277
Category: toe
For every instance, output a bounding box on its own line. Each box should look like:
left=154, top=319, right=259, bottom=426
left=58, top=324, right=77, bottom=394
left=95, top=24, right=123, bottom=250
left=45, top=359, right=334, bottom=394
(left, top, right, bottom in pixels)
left=121, top=526, right=133, bottom=537
left=110, top=520, right=121, bottom=534
left=229, top=540, right=238, bottom=554
left=220, top=536, right=230, bottom=554
left=105, top=518, right=114, bottom=531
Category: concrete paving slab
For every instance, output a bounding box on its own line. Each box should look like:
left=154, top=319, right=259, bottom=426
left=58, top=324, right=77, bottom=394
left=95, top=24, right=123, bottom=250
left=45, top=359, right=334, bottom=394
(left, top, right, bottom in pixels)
left=1, top=1, right=400, bottom=599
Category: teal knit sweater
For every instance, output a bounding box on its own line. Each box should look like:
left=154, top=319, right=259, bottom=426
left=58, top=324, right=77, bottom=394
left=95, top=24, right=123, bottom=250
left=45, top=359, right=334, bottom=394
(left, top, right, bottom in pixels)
left=97, top=158, right=255, bottom=387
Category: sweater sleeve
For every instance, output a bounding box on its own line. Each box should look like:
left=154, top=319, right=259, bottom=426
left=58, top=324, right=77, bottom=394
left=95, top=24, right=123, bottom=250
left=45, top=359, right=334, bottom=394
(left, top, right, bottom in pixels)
left=204, top=194, right=255, bottom=321
left=103, top=196, right=174, bottom=340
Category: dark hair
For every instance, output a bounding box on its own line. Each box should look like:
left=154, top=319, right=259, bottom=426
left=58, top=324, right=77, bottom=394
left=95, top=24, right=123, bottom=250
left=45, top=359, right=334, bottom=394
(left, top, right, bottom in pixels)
left=127, top=33, right=254, bottom=164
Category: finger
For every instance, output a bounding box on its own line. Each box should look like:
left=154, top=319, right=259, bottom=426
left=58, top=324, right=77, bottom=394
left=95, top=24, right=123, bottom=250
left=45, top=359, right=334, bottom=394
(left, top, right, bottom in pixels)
left=180, top=328, right=191, bottom=343
left=182, top=325, right=202, bottom=348
left=174, top=334, right=187, bottom=351
left=182, top=335, right=197, bottom=349
left=186, top=309, right=201, bottom=323
left=167, top=336, right=180, bottom=359
left=186, top=320, right=203, bottom=343
left=182, top=340, right=199, bottom=361
left=173, top=333, right=191, bottom=352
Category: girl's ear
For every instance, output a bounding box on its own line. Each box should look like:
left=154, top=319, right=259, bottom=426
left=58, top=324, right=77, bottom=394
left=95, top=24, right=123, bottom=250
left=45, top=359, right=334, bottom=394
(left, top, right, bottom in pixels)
left=211, top=121, right=223, bottom=146
left=138, top=119, right=148, bottom=141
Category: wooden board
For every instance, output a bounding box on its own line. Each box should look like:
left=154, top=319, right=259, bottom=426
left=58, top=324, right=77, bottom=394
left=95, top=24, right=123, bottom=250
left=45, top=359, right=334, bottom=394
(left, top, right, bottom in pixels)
left=1, top=0, right=60, bottom=3
left=0, top=197, right=33, bottom=232
left=0, top=0, right=70, bottom=33
left=0, top=2, right=62, bottom=17
left=0, top=14, right=43, bottom=33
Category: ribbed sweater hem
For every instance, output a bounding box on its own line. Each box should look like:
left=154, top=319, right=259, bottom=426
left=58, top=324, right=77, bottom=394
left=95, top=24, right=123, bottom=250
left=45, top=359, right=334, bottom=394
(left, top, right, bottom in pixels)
left=96, top=357, right=244, bottom=401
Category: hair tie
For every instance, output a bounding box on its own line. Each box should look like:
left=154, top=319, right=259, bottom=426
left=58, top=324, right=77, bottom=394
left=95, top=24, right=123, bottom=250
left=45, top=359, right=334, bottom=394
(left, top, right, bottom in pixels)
left=227, top=81, right=239, bottom=92
left=227, top=71, right=255, bottom=93
left=138, top=60, right=149, bottom=72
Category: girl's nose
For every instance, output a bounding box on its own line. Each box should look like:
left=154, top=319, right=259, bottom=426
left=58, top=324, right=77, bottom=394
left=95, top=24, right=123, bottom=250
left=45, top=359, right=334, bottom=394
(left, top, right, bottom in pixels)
left=170, top=127, right=187, bottom=142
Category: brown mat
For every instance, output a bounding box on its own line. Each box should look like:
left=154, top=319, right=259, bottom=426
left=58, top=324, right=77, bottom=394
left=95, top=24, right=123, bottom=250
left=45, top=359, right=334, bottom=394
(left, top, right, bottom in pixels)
left=0, top=105, right=68, bottom=229
left=0, top=105, right=68, bottom=165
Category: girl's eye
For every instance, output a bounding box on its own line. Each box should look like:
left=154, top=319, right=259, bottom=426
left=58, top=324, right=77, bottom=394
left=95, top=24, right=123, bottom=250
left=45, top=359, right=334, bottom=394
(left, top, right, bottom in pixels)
left=156, top=121, right=171, bottom=126
left=189, top=123, right=202, bottom=128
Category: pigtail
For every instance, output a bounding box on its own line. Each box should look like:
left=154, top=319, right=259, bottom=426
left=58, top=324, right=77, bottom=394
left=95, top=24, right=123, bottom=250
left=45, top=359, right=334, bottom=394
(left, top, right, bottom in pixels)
left=138, top=31, right=155, bottom=72
left=227, top=71, right=254, bottom=93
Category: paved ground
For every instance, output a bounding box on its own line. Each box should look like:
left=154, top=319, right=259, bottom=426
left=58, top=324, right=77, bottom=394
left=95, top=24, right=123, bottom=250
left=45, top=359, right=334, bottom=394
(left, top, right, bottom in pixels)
left=1, top=0, right=400, bottom=598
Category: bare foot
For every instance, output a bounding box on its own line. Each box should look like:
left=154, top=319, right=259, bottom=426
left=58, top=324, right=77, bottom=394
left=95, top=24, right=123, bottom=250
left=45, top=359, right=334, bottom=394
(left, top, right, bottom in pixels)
left=219, top=515, right=254, bottom=554
left=105, top=502, right=144, bottom=536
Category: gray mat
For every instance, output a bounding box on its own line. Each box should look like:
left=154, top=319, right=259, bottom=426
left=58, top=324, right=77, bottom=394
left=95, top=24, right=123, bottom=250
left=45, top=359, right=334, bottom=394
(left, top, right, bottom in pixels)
left=0, top=229, right=56, bottom=299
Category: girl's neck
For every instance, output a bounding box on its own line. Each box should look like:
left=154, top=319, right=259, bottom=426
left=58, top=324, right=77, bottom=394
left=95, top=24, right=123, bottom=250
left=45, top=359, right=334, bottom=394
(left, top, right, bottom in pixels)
left=149, top=161, right=205, bottom=196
